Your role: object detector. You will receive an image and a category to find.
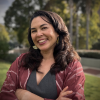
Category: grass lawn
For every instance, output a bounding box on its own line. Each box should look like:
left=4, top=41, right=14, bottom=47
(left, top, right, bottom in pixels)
left=84, top=74, right=100, bottom=100
left=0, top=61, right=100, bottom=100
left=0, top=61, right=11, bottom=89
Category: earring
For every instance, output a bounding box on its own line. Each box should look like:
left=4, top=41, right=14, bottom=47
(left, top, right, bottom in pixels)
left=33, top=45, right=38, bottom=49
left=57, top=37, right=59, bottom=44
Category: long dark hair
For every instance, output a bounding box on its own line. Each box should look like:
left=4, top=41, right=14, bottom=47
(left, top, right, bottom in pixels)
left=21, top=10, right=80, bottom=74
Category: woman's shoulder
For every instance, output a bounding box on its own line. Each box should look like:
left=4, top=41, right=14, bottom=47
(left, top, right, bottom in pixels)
left=15, top=52, right=29, bottom=63
left=10, top=53, right=28, bottom=69
left=64, top=59, right=84, bottom=75
left=68, top=59, right=82, bottom=69
left=18, top=52, right=28, bottom=60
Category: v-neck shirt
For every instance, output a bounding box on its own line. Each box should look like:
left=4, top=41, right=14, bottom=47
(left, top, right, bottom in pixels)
left=26, top=70, right=57, bottom=99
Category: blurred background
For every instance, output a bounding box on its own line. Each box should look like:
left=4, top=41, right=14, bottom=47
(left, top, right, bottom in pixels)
left=0, top=0, right=100, bottom=100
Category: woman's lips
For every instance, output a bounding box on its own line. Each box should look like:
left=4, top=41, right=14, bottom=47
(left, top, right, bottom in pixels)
left=38, top=39, right=47, bottom=45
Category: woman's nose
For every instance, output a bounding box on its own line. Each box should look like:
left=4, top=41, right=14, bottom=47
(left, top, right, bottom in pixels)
left=36, top=30, right=43, bottom=36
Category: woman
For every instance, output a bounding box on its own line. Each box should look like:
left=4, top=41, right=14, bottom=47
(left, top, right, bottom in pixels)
left=0, top=10, right=85, bottom=100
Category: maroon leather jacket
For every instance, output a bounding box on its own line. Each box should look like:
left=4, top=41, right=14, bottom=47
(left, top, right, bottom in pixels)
left=0, top=53, right=85, bottom=100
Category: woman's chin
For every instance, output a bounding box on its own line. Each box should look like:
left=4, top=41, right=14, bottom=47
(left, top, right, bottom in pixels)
left=39, top=48, right=48, bottom=51
left=39, top=47, right=50, bottom=52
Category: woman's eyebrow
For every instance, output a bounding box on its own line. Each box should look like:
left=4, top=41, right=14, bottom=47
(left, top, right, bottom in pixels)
left=31, top=24, right=47, bottom=30
left=40, top=24, right=47, bottom=27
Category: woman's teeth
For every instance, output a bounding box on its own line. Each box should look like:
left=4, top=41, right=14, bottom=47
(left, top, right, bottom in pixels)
left=39, top=40, right=46, bottom=43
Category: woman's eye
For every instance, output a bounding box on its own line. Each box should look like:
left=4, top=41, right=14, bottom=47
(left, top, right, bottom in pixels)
left=42, top=27, right=47, bottom=30
left=31, top=30, right=36, bottom=33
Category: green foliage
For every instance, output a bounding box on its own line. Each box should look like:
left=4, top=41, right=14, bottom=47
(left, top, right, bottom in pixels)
left=43, top=0, right=70, bottom=26
left=69, top=0, right=100, bottom=49
left=4, top=0, right=49, bottom=45
left=6, top=28, right=19, bottom=50
left=0, top=40, right=9, bottom=57
left=23, top=28, right=30, bottom=47
left=4, top=0, right=35, bottom=44
left=77, top=50, right=100, bottom=59
left=1, top=53, right=19, bottom=63
left=6, top=28, right=17, bottom=41
left=92, top=39, right=100, bottom=50
left=89, top=6, right=100, bottom=49
left=85, top=74, right=100, bottom=100
left=35, top=0, right=49, bottom=9
left=0, top=24, right=9, bottom=41
left=43, top=0, right=100, bottom=49
left=75, top=7, right=100, bottom=49
left=4, top=0, right=100, bottom=49
left=0, top=24, right=9, bottom=58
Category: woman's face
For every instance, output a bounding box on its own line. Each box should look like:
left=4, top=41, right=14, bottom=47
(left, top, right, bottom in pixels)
left=31, top=16, right=59, bottom=52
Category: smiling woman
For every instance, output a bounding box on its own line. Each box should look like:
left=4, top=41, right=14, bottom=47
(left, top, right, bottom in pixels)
left=31, top=16, right=59, bottom=52
left=0, top=10, right=85, bottom=100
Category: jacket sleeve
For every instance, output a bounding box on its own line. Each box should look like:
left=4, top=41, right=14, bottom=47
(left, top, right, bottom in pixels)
left=0, top=55, right=22, bottom=100
left=63, top=60, right=85, bottom=100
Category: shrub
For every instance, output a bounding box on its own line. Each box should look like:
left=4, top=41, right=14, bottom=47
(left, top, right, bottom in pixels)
left=77, top=50, right=100, bottom=59
left=0, top=53, right=19, bottom=63
left=0, top=40, right=9, bottom=60
left=91, top=39, right=100, bottom=50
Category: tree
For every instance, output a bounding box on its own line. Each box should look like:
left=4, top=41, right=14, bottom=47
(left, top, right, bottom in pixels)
left=43, top=0, right=70, bottom=28
left=4, top=0, right=49, bottom=45
left=72, top=0, right=100, bottom=50
left=6, top=28, right=19, bottom=49
left=0, top=24, right=9, bottom=58
left=78, top=0, right=100, bottom=49
left=4, top=0, right=35, bottom=44
left=74, top=0, right=82, bottom=49
left=4, top=0, right=100, bottom=50
left=78, top=6, right=100, bottom=49
left=68, top=0, right=74, bottom=43
left=34, top=0, right=49, bottom=9
left=85, top=0, right=92, bottom=49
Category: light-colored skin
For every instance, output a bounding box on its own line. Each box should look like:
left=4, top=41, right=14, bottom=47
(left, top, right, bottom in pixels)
left=15, top=16, right=73, bottom=100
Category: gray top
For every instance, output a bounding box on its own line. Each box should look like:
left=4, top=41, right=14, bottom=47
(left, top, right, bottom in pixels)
left=26, top=70, right=57, bottom=99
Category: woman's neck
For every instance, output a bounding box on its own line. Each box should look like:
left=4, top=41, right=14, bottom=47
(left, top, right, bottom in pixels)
left=38, top=50, right=55, bottom=72
left=41, top=50, right=54, bottom=61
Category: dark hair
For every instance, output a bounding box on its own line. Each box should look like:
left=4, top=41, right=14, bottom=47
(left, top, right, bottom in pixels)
left=21, top=10, right=80, bottom=74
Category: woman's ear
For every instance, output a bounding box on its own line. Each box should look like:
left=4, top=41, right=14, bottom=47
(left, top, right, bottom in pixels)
left=57, top=34, right=59, bottom=37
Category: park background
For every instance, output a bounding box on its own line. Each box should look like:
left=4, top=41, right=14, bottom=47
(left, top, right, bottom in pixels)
left=0, top=0, right=100, bottom=100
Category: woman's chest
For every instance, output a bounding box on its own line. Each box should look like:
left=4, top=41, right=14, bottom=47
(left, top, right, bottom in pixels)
left=18, top=68, right=65, bottom=94
left=26, top=70, right=57, bottom=99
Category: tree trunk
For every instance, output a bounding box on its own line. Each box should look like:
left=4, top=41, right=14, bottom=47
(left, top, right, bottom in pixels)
left=76, top=13, right=79, bottom=50
left=69, top=0, right=73, bottom=43
left=86, top=5, right=90, bottom=49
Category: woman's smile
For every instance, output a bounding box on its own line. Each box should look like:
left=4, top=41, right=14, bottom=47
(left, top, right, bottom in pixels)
left=38, top=39, right=48, bottom=45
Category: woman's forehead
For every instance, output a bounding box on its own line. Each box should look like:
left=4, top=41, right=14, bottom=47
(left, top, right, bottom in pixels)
left=31, top=16, right=50, bottom=28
